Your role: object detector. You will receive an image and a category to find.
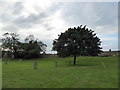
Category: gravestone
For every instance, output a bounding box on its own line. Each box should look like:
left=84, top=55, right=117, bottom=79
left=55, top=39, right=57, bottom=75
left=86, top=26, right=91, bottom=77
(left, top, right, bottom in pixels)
left=20, top=59, right=22, bottom=61
left=11, top=55, right=14, bottom=59
left=3, top=53, right=8, bottom=64
left=102, top=61, right=106, bottom=69
left=34, top=62, right=37, bottom=70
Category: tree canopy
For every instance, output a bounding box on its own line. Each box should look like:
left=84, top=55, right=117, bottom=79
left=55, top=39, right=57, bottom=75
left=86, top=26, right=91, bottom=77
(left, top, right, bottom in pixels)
left=52, top=25, right=102, bottom=65
left=0, top=33, right=47, bottom=59
left=20, top=35, right=47, bottom=59
left=1, top=33, right=20, bottom=58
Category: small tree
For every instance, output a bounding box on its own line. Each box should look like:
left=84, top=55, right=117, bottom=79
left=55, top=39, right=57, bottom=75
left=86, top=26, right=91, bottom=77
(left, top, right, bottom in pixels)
left=52, top=25, right=102, bottom=65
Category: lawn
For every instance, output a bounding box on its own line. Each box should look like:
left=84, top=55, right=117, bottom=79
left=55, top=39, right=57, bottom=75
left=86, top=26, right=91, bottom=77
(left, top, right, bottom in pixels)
left=0, top=59, right=2, bottom=89
left=2, top=56, right=118, bottom=88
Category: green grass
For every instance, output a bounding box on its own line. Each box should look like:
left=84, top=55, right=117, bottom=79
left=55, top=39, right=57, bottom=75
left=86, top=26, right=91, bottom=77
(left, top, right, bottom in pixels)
left=0, top=58, right=2, bottom=89
left=2, top=56, right=118, bottom=88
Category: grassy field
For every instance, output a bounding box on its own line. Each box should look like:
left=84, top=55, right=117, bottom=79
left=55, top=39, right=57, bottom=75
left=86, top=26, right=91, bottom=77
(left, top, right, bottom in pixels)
left=0, top=59, right=2, bottom=89
left=2, top=56, right=118, bottom=88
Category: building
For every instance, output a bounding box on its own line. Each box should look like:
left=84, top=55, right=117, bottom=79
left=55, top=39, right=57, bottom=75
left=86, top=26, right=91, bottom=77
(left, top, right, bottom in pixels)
left=99, top=50, right=120, bottom=57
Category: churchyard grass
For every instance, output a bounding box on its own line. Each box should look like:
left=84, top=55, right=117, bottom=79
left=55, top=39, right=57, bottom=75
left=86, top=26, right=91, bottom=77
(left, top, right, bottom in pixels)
left=2, top=56, right=118, bottom=88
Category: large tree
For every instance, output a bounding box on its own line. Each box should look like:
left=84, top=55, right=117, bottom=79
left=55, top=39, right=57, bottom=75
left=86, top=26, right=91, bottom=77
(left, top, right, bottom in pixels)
left=52, top=25, right=102, bottom=65
left=20, top=35, right=47, bottom=59
left=0, top=32, right=20, bottom=58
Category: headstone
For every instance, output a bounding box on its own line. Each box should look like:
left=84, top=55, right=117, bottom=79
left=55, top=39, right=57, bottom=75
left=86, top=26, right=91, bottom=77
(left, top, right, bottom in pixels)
left=34, top=62, right=37, bottom=70
left=3, top=53, right=8, bottom=64
left=102, top=61, right=106, bottom=69
left=11, top=55, right=14, bottom=59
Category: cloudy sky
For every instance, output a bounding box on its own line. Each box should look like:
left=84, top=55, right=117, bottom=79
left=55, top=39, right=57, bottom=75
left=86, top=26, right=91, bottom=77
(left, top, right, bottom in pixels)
left=0, top=0, right=118, bottom=53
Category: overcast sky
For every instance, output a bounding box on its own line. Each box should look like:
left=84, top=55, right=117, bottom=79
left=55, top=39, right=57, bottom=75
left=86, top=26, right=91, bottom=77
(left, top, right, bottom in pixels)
left=0, top=0, right=118, bottom=53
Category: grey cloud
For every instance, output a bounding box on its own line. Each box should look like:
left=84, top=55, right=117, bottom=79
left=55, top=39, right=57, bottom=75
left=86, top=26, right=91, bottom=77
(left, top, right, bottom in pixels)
left=2, top=2, right=20, bottom=23
left=13, top=2, right=24, bottom=14
left=2, top=25, right=18, bottom=32
left=13, top=12, right=48, bottom=29
left=43, top=23, right=55, bottom=31
left=93, top=2, right=118, bottom=26
left=60, top=2, right=117, bottom=26
left=49, top=2, right=63, bottom=14
left=46, top=26, right=54, bottom=31
left=2, top=2, right=50, bottom=31
left=59, top=3, right=96, bottom=25
left=1, top=2, right=61, bottom=32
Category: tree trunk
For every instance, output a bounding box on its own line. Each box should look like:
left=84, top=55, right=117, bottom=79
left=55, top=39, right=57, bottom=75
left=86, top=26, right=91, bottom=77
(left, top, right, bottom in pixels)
left=73, top=53, right=76, bottom=65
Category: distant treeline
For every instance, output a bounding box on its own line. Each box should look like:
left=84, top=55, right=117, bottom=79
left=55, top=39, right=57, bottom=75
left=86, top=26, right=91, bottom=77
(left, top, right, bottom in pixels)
left=1, top=33, right=47, bottom=59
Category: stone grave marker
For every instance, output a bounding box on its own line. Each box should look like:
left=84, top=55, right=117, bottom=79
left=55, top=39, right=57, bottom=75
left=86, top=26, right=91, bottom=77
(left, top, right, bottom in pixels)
left=20, top=59, right=22, bottom=62
left=3, top=53, right=8, bottom=64
left=34, top=62, right=37, bottom=70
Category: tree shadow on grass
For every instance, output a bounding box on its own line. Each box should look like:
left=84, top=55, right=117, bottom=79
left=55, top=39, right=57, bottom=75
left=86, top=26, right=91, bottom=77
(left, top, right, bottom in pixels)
left=57, top=63, right=97, bottom=68
left=54, top=60, right=99, bottom=68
